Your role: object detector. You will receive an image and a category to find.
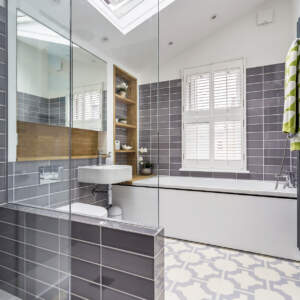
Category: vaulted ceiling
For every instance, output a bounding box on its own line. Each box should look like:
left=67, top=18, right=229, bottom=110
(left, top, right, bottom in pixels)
left=72, top=0, right=277, bottom=74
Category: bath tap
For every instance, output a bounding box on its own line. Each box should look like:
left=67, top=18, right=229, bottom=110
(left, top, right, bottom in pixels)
left=275, top=172, right=296, bottom=189
left=283, top=171, right=296, bottom=189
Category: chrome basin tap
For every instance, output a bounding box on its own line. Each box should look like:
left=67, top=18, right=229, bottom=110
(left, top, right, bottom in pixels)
left=98, top=151, right=111, bottom=166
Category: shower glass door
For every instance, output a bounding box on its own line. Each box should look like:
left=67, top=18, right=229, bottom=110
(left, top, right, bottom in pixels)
left=4, top=0, right=72, bottom=298
left=72, top=0, right=160, bottom=228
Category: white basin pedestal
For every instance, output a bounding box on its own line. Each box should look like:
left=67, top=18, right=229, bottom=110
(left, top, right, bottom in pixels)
left=78, top=165, right=132, bottom=185
left=78, top=165, right=132, bottom=209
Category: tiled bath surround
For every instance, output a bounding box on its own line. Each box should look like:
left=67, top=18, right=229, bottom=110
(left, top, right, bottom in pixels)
left=139, top=63, right=296, bottom=180
left=0, top=205, right=164, bottom=300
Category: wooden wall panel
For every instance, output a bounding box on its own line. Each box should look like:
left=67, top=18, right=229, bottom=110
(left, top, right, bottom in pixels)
left=17, top=121, right=98, bottom=161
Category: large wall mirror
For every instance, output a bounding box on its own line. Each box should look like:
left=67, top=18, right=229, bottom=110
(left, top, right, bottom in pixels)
left=16, top=10, right=107, bottom=161
left=17, top=10, right=70, bottom=127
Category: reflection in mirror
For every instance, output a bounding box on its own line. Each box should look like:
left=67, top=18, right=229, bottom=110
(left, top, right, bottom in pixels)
left=16, top=11, right=108, bottom=162
left=17, top=10, right=70, bottom=127
left=72, top=45, right=107, bottom=132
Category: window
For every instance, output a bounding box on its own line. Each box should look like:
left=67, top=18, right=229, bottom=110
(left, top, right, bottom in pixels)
left=87, top=0, right=176, bottom=35
left=73, top=85, right=103, bottom=130
left=182, top=59, right=246, bottom=172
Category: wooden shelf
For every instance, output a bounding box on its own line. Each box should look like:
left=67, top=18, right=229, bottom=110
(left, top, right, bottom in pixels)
left=132, top=175, right=155, bottom=182
left=116, top=122, right=136, bottom=129
left=114, top=65, right=138, bottom=177
left=121, top=175, right=155, bottom=185
left=17, top=155, right=98, bottom=162
left=115, top=94, right=136, bottom=105
left=115, top=150, right=136, bottom=153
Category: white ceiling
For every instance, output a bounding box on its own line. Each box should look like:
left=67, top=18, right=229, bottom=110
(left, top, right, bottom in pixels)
left=72, top=0, right=267, bottom=74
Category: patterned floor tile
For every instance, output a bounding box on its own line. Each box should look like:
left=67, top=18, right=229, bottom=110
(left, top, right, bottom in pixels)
left=229, top=253, right=265, bottom=270
left=226, top=269, right=266, bottom=292
left=194, top=245, right=227, bottom=261
left=187, top=261, right=221, bottom=281
left=165, top=238, right=300, bottom=299
left=269, top=260, right=300, bottom=280
left=173, top=280, right=216, bottom=300
left=272, top=279, right=300, bottom=300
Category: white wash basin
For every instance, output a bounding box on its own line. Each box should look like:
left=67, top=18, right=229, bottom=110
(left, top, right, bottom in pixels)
left=78, top=165, right=132, bottom=184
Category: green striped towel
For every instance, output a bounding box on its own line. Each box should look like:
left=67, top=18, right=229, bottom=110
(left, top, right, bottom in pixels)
left=283, top=39, right=300, bottom=150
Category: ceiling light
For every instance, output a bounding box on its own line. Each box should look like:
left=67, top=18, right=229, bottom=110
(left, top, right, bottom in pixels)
left=168, top=41, right=173, bottom=46
left=86, top=0, right=176, bottom=35
left=211, top=14, right=217, bottom=20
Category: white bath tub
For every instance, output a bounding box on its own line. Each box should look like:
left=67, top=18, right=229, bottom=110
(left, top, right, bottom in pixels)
left=133, top=176, right=297, bottom=198
left=112, top=176, right=299, bottom=260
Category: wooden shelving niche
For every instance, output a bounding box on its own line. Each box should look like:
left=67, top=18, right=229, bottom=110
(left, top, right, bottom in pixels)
left=113, top=65, right=138, bottom=177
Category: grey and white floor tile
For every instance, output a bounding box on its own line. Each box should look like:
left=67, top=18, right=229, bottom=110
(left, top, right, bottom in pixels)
left=164, top=238, right=300, bottom=300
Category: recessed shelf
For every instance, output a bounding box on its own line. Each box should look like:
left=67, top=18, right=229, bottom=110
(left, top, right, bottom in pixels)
left=114, top=65, right=138, bottom=177
left=115, top=94, right=136, bottom=105
left=116, top=122, right=136, bottom=129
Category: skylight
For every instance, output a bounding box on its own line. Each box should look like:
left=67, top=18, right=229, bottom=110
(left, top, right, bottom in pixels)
left=87, top=0, right=176, bottom=34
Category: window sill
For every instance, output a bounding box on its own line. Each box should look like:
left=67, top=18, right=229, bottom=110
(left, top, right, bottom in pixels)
left=179, top=168, right=250, bottom=174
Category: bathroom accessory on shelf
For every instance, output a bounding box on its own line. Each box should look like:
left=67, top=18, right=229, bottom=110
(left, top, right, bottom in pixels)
left=139, top=161, right=154, bottom=176
left=116, top=81, right=128, bottom=98
left=121, top=144, right=133, bottom=150
left=118, top=118, right=127, bottom=124
left=115, top=140, right=121, bottom=151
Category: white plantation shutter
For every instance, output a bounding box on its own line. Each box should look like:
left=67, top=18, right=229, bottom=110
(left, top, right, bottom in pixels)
left=185, top=73, right=210, bottom=111
left=73, top=87, right=102, bottom=122
left=182, top=59, right=246, bottom=171
left=73, top=93, right=85, bottom=121
left=214, top=121, right=242, bottom=161
left=184, top=123, right=210, bottom=160
left=213, top=69, right=241, bottom=109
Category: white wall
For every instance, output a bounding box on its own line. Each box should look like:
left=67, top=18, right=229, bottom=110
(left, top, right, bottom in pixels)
left=142, top=0, right=294, bottom=82
left=17, top=41, right=49, bottom=98
left=17, top=41, right=107, bottom=100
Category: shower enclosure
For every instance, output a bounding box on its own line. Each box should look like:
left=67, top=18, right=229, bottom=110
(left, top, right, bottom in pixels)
left=0, top=0, right=161, bottom=299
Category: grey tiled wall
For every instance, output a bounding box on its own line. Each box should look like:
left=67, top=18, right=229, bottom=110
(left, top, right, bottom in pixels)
left=7, top=158, right=108, bottom=209
left=0, top=205, right=164, bottom=300
left=246, top=64, right=296, bottom=180
left=139, top=63, right=296, bottom=180
left=17, top=92, right=66, bottom=126
left=0, top=0, right=6, bottom=204
left=49, top=97, right=66, bottom=126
